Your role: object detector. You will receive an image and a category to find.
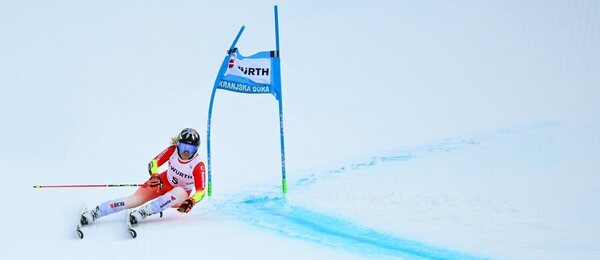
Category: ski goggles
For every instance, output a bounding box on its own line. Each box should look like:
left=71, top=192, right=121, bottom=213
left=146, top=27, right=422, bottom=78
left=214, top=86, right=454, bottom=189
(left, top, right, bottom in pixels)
left=178, top=143, right=198, bottom=155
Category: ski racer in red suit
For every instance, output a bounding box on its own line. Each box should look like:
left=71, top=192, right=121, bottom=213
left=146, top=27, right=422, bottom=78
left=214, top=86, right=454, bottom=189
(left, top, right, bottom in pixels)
left=80, top=128, right=206, bottom=225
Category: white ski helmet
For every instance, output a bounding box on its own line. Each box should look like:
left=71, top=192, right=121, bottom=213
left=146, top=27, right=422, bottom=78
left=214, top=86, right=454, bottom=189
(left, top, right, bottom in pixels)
left=178, top=128, right=200, bottom=146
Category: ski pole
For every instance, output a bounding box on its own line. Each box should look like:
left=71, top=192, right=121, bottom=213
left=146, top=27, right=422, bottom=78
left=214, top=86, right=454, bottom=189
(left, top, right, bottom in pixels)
left=33, top=183, right=148, bottom=189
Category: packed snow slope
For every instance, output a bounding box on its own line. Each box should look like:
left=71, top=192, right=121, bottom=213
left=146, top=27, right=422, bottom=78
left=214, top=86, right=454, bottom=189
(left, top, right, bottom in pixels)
left=2, top=1, right=599, bottom=259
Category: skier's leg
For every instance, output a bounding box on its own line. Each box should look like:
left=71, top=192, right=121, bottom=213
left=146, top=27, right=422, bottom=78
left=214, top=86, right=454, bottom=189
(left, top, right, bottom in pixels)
left=129, top=186, right=188, bottom=223
left=81, top=173, right=170, bottom=225
left=81, top=197, right=130, bottom=225
left=171, top=189, right=192, bottom=208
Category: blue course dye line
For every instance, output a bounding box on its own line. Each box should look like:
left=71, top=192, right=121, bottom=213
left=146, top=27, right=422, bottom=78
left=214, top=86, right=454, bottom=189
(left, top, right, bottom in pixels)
left=216, top=195, right=485, bottom=259
left=214, top=126, right=565, bottom=258
left=294, top=137, right=481, bottom=188
left=218, top=123, right=559, bottom=258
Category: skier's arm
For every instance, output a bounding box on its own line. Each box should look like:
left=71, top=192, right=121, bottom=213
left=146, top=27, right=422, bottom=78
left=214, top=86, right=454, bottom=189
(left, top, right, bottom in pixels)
left=190, top=161, right=207, bottom=202
left=177, top=162, right=206, bottom=213
left=190, top=190, right=206, bottom=203
left=148, top=146, right=176, bottom=174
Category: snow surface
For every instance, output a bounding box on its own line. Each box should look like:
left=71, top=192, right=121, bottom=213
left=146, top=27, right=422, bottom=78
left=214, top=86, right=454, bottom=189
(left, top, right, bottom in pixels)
left=2, top=1, right=600, bottom=259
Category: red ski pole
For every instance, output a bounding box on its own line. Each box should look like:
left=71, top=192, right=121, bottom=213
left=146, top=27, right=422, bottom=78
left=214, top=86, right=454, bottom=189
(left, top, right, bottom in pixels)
left=33, top=183, right=148, bottom=189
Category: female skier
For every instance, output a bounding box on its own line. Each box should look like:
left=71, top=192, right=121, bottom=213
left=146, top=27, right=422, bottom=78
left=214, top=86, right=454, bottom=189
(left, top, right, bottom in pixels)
left=80, top=128, right=206, bottom=225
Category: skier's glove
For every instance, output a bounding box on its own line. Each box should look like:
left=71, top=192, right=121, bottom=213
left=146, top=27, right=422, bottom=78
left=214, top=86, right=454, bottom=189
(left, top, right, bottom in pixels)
left=177, top=198, right=195, bottom=213
left=148, top=175, right=162, bottom=192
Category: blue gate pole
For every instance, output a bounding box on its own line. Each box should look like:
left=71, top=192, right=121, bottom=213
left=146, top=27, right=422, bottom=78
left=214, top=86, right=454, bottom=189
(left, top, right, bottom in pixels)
left=274, top=5, right=287, bottom=194
left=206, top=26, right=245, bottom=197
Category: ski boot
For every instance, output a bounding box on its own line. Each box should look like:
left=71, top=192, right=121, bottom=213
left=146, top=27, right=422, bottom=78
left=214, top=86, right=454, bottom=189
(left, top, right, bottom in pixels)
left=129, top=205, right=157, bottom=225
left=80, top=206, right=102, bottom=226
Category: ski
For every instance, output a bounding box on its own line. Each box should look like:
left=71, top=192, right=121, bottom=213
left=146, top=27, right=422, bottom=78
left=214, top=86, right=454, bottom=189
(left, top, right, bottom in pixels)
left=127, top=209, right=137, bottom=238
left=127, top=209, right=164, bottom=238
left=75, top=205, right=87, bottom=239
